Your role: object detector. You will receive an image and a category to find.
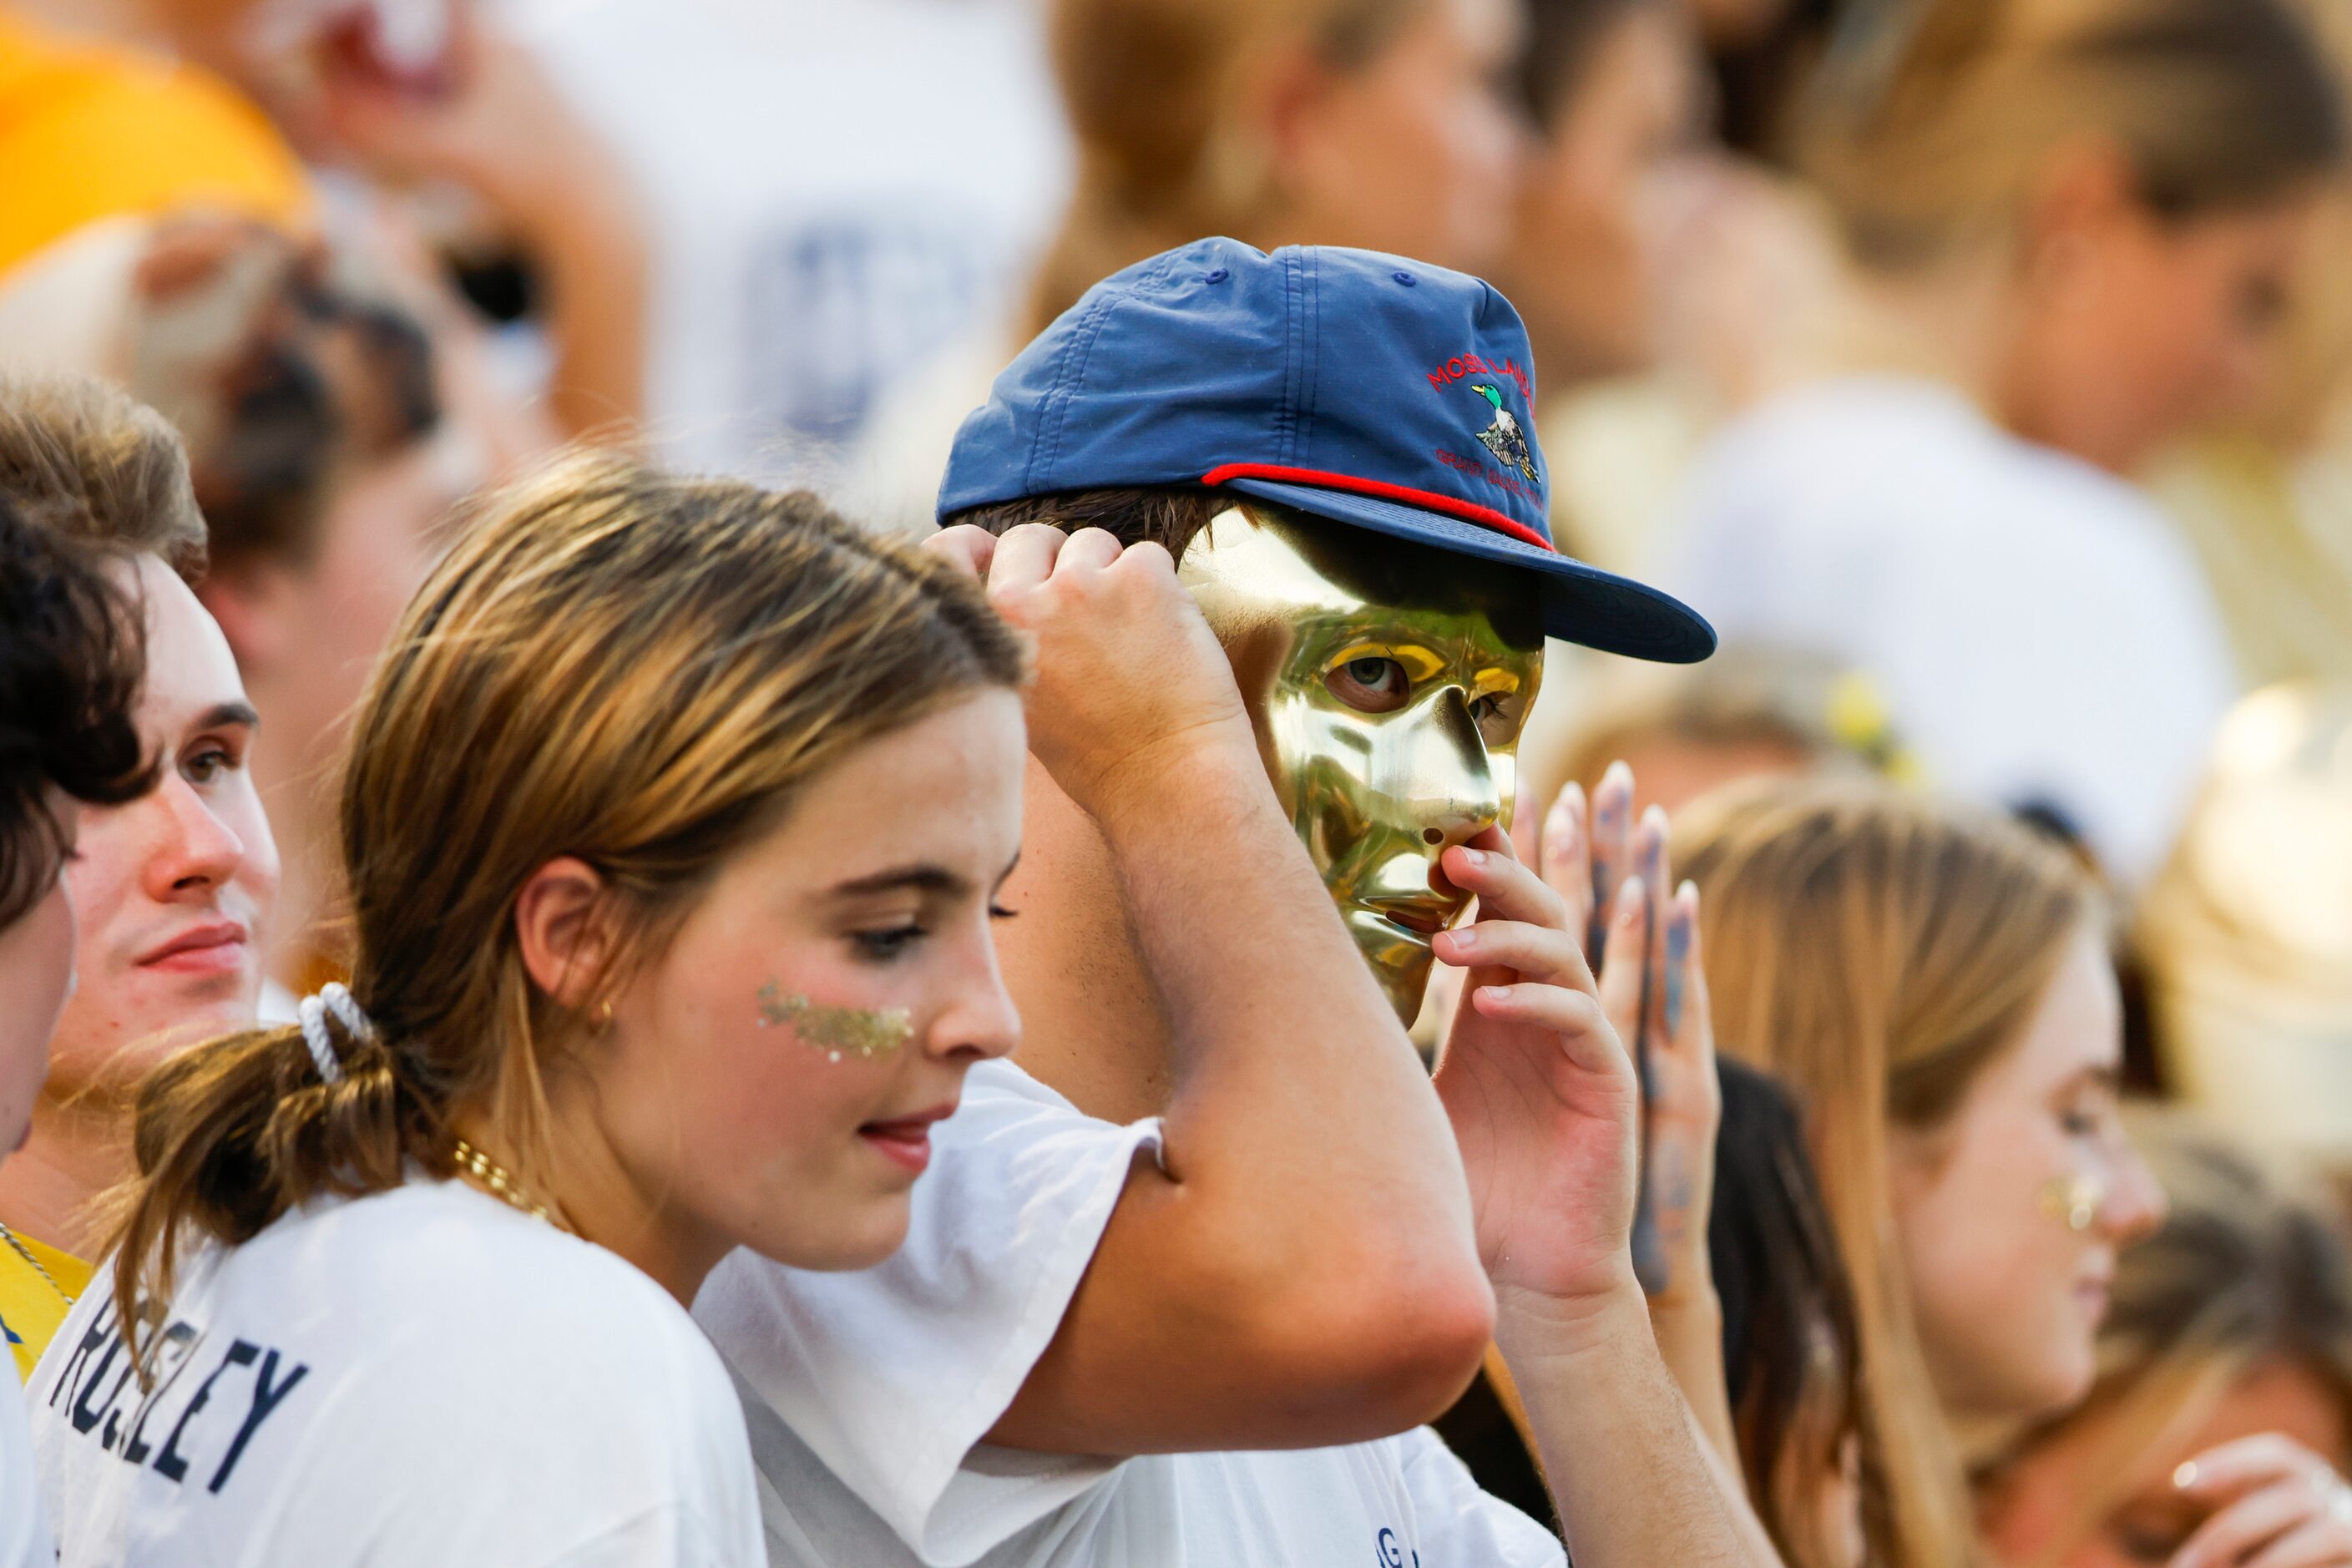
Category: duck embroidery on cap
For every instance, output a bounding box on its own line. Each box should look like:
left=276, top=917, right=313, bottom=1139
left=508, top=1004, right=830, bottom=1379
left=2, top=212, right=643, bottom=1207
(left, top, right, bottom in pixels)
left=1469, top=382, right=1538, bottom=483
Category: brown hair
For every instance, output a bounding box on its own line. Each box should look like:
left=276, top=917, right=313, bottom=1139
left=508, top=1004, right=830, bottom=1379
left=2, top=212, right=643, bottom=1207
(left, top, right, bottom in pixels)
left=0, top=499, right=155, bottom=928
left=1711, top=1056, right=1867, bottom=1568
left=109, top=452, right=1024, bottom=1363
left=1029, top=0, right=1421, bottom=331
left=1675, top=777, right=2100, bottom=1568
left=1801, top=0, right=2349, bottom=269
left=0, top=375, right=207, bottom=579
left=1516, top=0, right=1660, bottom=128
left=1994, top=1112, right=2352, bottom=1568
left=945, top=483, right=1229, bottom=559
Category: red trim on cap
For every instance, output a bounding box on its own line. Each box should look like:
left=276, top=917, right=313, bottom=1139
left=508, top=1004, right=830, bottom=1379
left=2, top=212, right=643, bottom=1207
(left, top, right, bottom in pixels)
left=1201, top=463, right=1555, bottom=553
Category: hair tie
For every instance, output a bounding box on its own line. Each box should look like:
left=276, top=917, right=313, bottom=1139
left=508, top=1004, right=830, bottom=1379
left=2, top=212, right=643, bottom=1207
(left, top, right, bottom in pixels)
left=297, top=981, right=376, bottom=1086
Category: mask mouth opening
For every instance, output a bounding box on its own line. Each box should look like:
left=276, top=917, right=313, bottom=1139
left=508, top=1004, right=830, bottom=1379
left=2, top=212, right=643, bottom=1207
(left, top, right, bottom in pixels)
left=1372, top=902, right=1452, bottom=938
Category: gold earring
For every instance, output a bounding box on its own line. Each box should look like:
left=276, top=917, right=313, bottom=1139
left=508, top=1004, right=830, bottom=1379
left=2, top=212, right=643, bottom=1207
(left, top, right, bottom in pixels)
left=595, top=999, right=614, bottom=1029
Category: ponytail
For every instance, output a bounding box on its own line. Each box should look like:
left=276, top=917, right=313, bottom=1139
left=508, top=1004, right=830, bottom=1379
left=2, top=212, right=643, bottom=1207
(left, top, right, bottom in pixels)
left=109, top=993, right=420, bottom=1373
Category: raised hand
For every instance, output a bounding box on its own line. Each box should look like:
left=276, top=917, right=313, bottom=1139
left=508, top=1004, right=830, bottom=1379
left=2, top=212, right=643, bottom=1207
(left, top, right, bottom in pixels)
left=1540, top=770, right=1719, bottom=1299
left=2172, top=1434, right=2352, bottom=1568
left=1431, top=827, right=1644, bottom=1308
left=928, top=524, right=1254, bottom=822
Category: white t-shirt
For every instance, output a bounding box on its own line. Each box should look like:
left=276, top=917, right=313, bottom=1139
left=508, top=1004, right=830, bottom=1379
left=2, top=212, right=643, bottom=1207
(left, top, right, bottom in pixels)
left=692, top=1060, right=1564, bottom=1568
left=1656, top=375, right=2237, bottom=886
left=0, top=1358, right=53, bottom=1567
left=29, top=1180, right=763, bottom=1566
left=506, top=0, right=1070, bottom=488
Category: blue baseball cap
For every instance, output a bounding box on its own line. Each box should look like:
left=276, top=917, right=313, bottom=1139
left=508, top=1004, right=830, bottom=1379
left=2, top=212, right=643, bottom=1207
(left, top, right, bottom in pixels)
left=938, top=238, right=1714, bottom=663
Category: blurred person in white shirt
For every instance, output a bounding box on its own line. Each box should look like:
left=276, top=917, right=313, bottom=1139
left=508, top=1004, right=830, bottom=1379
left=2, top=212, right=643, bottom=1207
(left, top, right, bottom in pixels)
left=1654, top=0, right=2347, bottom=888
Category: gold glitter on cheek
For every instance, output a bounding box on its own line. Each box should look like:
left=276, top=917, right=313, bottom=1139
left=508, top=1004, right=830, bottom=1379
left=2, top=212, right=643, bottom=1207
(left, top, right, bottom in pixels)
left=756, top=980, right=913, bottom=1062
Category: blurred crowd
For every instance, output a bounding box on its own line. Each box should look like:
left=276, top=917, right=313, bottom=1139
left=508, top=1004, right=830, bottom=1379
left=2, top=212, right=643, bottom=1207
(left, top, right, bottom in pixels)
left=11, top=0, right=2352, bottom=1565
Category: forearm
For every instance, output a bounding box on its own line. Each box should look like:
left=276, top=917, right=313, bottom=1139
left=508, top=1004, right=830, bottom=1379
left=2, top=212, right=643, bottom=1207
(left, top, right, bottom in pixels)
left=1097, top=746, right=1479, bottom=1276
left=990, top=745, right=1490, bottom=1453
left=1497, top=1282, right=1769, bottom=1568
left=1651, top=1288, right=1741, bottom=1475
left=509, top=177, right=648, bottom=434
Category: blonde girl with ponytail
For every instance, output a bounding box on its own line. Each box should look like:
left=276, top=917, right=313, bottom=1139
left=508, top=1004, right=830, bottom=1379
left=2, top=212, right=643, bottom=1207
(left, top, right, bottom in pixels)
left=26, top=453, right=1029, bottom=1564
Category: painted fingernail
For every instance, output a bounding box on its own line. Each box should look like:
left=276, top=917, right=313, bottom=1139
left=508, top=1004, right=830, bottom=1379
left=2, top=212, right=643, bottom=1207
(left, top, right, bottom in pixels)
left=1665, top=916, right=1690, bottom=1034
left=2173, top=1460, right=2198, bottom=1490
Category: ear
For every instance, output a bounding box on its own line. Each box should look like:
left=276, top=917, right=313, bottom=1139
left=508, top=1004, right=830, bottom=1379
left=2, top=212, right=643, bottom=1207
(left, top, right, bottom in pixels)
left=2018, top=135, right=2141, bottom=286
left=513, top=856, right=615, bottom=1012
left=1250, top=36, right=1340, bottom=186
left=193, top=559, right=300, bottom=678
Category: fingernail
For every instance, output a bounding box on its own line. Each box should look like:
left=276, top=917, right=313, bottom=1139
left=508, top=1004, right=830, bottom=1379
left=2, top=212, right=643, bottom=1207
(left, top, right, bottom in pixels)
left=1618, top=874, right=1646, bottom=918
left=1478, top=984, right=1514, bottom=1006
left=1459, top=847, right=1486, bottom=867
left=1678, top=878, right=1697, bottom=903
left=2173, top=1460, right=2198, bottom=1490
left=1449, top=926, right=1479, bottom=952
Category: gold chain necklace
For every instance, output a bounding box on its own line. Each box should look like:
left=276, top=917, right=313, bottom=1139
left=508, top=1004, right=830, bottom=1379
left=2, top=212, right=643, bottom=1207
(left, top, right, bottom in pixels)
left=449, top=1138, right=562, bottom=1228
left=0, top=1221, right=73, bottom=1306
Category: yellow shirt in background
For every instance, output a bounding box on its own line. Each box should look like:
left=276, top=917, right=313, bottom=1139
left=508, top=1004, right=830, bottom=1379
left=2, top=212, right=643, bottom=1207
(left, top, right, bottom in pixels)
left=0, top=9, right=308, bottom=276
left=0, top=1227, right=92, bottom=1380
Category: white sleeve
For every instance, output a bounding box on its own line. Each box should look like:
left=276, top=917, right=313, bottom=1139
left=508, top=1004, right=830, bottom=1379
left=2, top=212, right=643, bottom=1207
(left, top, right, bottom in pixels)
left=1397, top=1429, right=1565, bottom=1567
left=0, top=1371, right=53, bottom=1568
left=692, top=1061, right=1163, bottom=1563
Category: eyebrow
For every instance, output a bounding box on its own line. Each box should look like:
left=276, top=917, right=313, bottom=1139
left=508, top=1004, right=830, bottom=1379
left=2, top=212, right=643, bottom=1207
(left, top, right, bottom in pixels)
left=2062, top=1064, right=2123, bottom=1095
left=197, top=702, right=260, bottom=732
left=826, top=864, right=974, bottom=900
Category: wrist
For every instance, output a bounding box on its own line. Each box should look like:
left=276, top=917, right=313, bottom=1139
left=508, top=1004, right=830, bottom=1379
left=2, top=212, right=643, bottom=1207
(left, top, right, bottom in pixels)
left=1648, top=1277, right=1722, bottom=1328
left=1492, top=1265, right=1652, bottom=1365
left=1075, top=724, right=1267, bottom=838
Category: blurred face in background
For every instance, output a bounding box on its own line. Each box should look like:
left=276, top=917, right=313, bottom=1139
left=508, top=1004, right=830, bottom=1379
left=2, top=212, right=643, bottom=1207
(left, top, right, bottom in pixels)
left=1507, top=3, right=1701, bottom=384
left=1983, top=1357, right=2351, bottom=1565
left=2002, top=157, right=2322, bottom=473
left=50, top=558, right=277, bottom=1097
left=1889, top=927, right=2167, bottom=1432
left=1270, top=0, right=1526, bottom=276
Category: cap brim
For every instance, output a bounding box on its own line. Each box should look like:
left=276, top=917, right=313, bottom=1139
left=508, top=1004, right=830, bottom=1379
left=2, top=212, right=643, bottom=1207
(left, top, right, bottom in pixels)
left=1221, top=478, right=1716, bottom=664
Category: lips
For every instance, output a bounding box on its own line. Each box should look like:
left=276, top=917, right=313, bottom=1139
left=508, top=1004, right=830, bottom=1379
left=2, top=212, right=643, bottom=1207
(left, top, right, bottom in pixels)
left=858, top=1101, right=958, bottom=1177
left=135, top=919, right=250, bottom=976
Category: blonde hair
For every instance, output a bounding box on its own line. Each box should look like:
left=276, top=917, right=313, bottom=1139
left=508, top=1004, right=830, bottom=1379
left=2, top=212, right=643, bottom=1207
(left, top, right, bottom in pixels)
left=1028, top=0, right=1419, bottom=331
left=1802, top=0, right=2346, bottom=270
left=0, top=373, right=206, bottom=578
left=109, top=452, right=1024, bottom=1363
left=1676, top=777, right=2100, bottom=1568
left=1998, top=1112, right=2352, bottom=1568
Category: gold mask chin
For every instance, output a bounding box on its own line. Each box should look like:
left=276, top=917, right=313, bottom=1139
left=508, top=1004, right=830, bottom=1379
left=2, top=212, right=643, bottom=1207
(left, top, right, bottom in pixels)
left=1181, top=502, right=1546, bottom=1022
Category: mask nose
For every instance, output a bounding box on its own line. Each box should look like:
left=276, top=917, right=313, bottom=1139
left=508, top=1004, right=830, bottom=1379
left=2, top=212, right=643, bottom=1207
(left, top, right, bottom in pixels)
left=1398, top=687, right=1502, bottom=853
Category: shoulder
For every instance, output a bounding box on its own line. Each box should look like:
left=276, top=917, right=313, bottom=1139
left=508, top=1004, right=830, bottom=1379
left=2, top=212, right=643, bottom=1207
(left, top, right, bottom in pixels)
left=235, top=1182, right=741, bottom=1429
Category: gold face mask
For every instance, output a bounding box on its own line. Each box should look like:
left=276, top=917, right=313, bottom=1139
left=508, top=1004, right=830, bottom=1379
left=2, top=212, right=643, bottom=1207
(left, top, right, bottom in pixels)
left=1181, top=503, right=1545, bottom=1021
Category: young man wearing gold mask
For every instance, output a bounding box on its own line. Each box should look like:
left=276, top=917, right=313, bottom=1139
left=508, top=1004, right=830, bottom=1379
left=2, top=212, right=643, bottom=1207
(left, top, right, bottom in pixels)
left=694, top=240, right=1755, bottom=1565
